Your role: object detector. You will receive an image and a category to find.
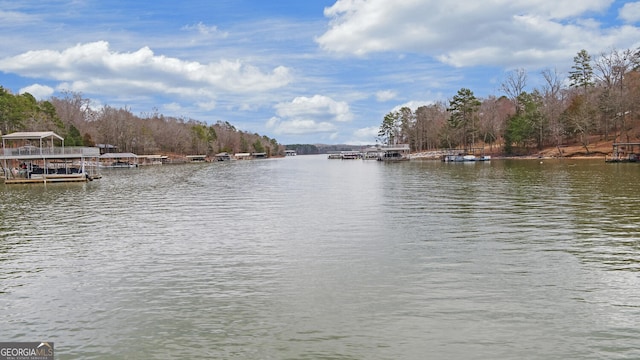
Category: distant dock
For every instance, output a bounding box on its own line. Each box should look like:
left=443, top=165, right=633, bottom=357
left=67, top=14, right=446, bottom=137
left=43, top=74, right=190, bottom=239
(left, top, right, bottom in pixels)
left=605, top=142, right=640, bottom=163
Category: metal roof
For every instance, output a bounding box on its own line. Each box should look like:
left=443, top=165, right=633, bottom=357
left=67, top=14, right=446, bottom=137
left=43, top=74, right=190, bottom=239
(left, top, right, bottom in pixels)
left=99, top=152, right=138, bottom=158
left=2, top=131, right=64, bottom=141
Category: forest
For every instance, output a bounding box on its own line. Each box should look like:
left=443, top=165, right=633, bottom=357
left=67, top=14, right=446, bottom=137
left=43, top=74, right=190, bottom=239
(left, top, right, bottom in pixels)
left=0, top=90, right=284, bottom=157
left=377, top=48, right=640, bottom=155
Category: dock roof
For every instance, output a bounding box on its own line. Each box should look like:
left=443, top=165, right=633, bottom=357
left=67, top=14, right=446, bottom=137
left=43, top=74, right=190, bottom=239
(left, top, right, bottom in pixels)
left=99, top=152, right=138, bottom=158
left=2, top=131, right=64, bottom=141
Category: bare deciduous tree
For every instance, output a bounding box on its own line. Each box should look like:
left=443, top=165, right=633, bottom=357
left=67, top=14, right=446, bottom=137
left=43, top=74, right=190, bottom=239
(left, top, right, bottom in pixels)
left=501, top=68, right=528, bottom=112
left=540, top=68, right=567, bottom=146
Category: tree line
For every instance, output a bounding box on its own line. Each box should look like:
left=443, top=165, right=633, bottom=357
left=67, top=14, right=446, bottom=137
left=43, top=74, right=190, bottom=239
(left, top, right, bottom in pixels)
left=378, top=48, right=640, bottom=155
left=0, top=89, right=284, bottom=157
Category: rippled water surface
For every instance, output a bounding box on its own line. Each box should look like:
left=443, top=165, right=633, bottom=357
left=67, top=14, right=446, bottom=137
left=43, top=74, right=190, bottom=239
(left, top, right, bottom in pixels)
left=1, top=156, right=639, bottom=359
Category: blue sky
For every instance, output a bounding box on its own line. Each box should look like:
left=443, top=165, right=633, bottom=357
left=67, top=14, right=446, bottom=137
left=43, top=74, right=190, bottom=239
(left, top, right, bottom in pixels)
left=1, top=0, right=640, bottom=145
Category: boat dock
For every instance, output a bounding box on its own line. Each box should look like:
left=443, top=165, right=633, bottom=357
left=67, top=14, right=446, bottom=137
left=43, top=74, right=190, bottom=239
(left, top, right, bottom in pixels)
left=376, top=144, right=411, bottom=161
left=605, top=142, right=640, bottom=163
left=1, top=131, right=101, bottom=184
left=441, top=148, right=491, bottom=162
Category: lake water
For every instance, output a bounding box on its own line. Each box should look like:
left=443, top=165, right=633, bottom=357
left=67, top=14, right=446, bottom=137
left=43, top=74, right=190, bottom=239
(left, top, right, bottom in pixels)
left=1, top=155, right=639, bottom=359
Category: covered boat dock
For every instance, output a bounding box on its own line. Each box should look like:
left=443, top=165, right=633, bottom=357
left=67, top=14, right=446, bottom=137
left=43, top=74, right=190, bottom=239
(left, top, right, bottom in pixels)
left=605, top=142, right=640, bottom=163
left=0, top=131, right=100, bottom=184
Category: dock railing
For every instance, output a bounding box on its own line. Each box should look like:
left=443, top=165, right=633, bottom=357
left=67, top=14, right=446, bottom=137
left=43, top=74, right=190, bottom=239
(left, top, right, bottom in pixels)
left=2, top=146, right=100, bottom=157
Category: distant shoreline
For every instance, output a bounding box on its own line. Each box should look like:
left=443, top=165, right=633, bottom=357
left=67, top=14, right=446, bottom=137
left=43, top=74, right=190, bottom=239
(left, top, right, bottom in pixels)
left=410, top=154, right=607, bottom=160
left=410, top=140, right=615, bottom=160
left=410, top=150, right=610, bottom=161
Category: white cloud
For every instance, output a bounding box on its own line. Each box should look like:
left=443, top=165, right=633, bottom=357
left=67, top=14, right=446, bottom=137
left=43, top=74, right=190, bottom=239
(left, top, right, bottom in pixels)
left=392, top=100, right=435, bottom=113
left=316, top=0, right=636, bottom=68
left=375, top=90, right=397, bottom=102
left=267, top=94, right=354, bottom=139
left=266, top=116, right=337, bottom=135
left=163, top=102, right=182, bottom=112
left=350, top=126, right=380, bottom=144
left=0, top=9, right=40, bottom=26
left=181, top=22, right=229, bottom=37
left=0, top=41, right=292, bottom=101
left=196, top=100, right=217, bottom=111
left=19, top=84, right=54, bottom=99
left=619, top=2, right=640, bottom=23
left=275, top=95, right=353, bottom=122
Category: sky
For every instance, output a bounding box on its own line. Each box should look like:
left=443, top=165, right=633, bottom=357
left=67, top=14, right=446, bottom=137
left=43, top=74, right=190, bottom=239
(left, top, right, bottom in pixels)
left=1, top=1, right=640, bottom=145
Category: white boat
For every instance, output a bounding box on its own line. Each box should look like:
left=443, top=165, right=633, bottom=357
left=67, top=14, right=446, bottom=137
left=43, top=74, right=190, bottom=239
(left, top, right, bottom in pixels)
left=0, top=131, right=100, bottom=184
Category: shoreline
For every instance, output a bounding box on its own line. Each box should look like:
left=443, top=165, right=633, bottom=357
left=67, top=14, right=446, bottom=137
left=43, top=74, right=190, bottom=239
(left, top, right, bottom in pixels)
left=410, top=142, right=615, bottom=161
left=409, top=151, right=609, bottom=161
left=410, top=155, right=608, bottom=160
